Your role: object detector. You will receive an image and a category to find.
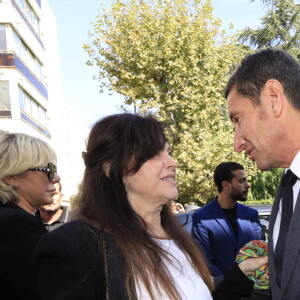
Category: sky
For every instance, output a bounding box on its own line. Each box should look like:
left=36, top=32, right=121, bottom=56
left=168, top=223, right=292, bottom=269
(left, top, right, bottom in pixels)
left=49, top=0, right=265, bottom=127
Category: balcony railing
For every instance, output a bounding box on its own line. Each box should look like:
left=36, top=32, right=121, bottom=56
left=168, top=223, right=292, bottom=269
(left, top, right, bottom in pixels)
left=0, top=110, right=12, bottom=117
left=0, top=52, right=48, bottom=99
left=21, top=112, right=50, bottom=137
left=0, top=52, right=14, bottom=66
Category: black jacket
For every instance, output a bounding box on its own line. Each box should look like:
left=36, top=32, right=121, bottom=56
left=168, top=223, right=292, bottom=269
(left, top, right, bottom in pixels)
left=0, top=202, right=47, bottom=300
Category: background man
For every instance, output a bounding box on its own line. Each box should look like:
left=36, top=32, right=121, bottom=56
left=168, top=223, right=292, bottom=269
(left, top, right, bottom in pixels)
left=37, top=182, right=71, bottom=231
left=192, top=162, right=263, bottom=276
left=225, top=48, right=300, bottom=299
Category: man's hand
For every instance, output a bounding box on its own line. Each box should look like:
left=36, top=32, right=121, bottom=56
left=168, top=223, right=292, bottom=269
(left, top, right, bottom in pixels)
left=238, top=256, right=268, bottom=276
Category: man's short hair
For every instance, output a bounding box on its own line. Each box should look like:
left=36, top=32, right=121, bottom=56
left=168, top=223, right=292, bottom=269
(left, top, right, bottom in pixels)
left=225, top=48, right=300, bottom=111
left=214, top=162, right=244, bottom=193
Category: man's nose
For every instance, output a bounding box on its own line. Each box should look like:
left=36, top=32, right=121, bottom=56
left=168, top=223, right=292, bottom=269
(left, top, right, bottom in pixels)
left=233, top=129, right=245, bottom=152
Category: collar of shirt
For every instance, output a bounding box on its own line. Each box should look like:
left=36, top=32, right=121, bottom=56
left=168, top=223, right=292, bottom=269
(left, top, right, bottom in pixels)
left=273, top=150, right=300, bottom=249
left=289, top=150, right=300, bottom=179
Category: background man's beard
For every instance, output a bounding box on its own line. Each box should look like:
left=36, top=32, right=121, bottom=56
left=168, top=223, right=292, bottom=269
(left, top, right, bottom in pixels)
left=231, top=193, right=247, bottom=202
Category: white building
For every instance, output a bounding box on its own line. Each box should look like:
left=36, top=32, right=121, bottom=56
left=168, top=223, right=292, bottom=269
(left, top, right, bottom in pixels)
left=0, top=0, right=89, bottom=202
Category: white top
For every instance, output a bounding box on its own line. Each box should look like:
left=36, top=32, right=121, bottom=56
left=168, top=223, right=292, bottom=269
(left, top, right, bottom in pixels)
left=273, top=150, right=300, bottom=249
left=134, top=239, right=213, bottom=300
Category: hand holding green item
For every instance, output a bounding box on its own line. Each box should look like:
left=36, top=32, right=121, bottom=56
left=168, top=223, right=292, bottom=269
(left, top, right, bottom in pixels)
left=236, top=240, right=269, bottom=290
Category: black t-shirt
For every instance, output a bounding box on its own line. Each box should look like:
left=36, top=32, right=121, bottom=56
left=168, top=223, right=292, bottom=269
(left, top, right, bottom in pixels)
left=223, top=206, right=238, bottom=238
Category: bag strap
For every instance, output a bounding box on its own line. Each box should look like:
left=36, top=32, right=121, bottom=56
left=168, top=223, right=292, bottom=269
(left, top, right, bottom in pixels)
left=103, top=234, right=109, bottom=300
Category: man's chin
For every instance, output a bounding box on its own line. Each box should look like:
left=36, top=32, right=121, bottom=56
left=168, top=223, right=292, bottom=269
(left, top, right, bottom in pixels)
left=255, top=160, right=273, bottom=171
left=238, top=198, right=247, bottom=202
left=235, top=195, right=248, bottom=202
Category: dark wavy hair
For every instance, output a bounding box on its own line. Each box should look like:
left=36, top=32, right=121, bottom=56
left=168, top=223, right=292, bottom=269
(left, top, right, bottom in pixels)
left=79, top=113, right=213, bottom=300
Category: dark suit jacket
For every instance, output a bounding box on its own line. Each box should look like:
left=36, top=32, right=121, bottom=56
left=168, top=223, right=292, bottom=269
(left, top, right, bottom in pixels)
left=0, top=202, right=47, bottom=300
left=192, top=197, right=263, bottom=276
left=268, top=176, right=300, bottom=300
left=35, top=220, right=254, bottom=300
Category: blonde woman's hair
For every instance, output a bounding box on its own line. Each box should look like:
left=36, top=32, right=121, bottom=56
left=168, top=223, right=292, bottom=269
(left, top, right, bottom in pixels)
left=0, top=132, right=57, bottom=204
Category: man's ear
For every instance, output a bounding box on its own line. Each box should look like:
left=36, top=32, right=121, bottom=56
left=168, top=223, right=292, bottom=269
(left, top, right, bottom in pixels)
left=263, top=79, right=284, bottom=118
left=222, top=181, right=230, bottom=191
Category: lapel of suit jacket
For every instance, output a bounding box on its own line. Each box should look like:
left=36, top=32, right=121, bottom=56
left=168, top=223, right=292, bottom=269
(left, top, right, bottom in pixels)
left=211, top=198, right=238, bottom=247
left=280, top=190, right=300, bottom=296
left=236, top=203, right=251, bottom=248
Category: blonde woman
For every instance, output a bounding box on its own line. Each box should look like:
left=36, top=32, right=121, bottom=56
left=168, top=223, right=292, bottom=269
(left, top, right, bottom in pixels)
left=0, top=132, right=60, bottom=299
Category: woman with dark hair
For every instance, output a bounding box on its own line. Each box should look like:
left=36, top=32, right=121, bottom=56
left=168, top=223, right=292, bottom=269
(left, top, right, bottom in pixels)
left=35, top=113, right=266, bottom=300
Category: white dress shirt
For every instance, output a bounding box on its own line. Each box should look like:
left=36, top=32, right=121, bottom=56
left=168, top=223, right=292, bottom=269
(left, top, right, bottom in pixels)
left=273, top=150, right=300, bottom=249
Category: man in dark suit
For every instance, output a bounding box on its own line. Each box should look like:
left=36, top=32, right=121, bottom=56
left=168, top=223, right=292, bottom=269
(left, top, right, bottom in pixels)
left=225, top=48, right=300, bottom=299
left=192, top=162, right=263, bottom=276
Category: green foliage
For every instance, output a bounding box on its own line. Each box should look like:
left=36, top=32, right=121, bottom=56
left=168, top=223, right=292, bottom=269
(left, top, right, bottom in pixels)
left=85, top=0, right=261, bottom=203
left=239, top=0, right=300, bottom=58
left=246, top=199, right=274, bottom=205
left=248, top=168, right=283, bottom=201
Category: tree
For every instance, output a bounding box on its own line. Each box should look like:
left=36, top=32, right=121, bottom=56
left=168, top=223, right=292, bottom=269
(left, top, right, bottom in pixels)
left=84, top=0, right=258, bottom=204
left=239, top=0, right=300, bottom=58
left=247, top=168, right=282, bottom=203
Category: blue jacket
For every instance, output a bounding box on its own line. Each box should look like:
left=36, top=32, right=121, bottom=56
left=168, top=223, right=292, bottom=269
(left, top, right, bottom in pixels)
left=192, top=197, right=263, bottom=276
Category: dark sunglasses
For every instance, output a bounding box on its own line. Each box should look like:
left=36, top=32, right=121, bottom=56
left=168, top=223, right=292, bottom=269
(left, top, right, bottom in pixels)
left=28, top=163, right=57, bottom=181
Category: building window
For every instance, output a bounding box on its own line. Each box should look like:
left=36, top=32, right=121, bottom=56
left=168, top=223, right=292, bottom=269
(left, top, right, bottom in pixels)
left=18, top=87, right=25, bottom=110
left=20, top=41, right=27, bottom=62
left=36, top=59, right=43, bottom=81
left=39, top=106, right=46, bottom=127
left=24, top=92, right=31, bottom=115
left=18, top=86, right=47, bottom=128
left=16, top=0, right=25, bottom=10
left=12, top=29, right=43, bottom=82
left=0, top=25, right=7, bottom=50
left=27, top=49, right=35, bottom=72
left=15, top=0, right=40, bottom=35
left=31, top=99, right=39, bottom=121
left=32, top=12, right=40, bottom=35
left=24, top=1, right=32, bottom=21
left=0, top=81, right=11, bottom=109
